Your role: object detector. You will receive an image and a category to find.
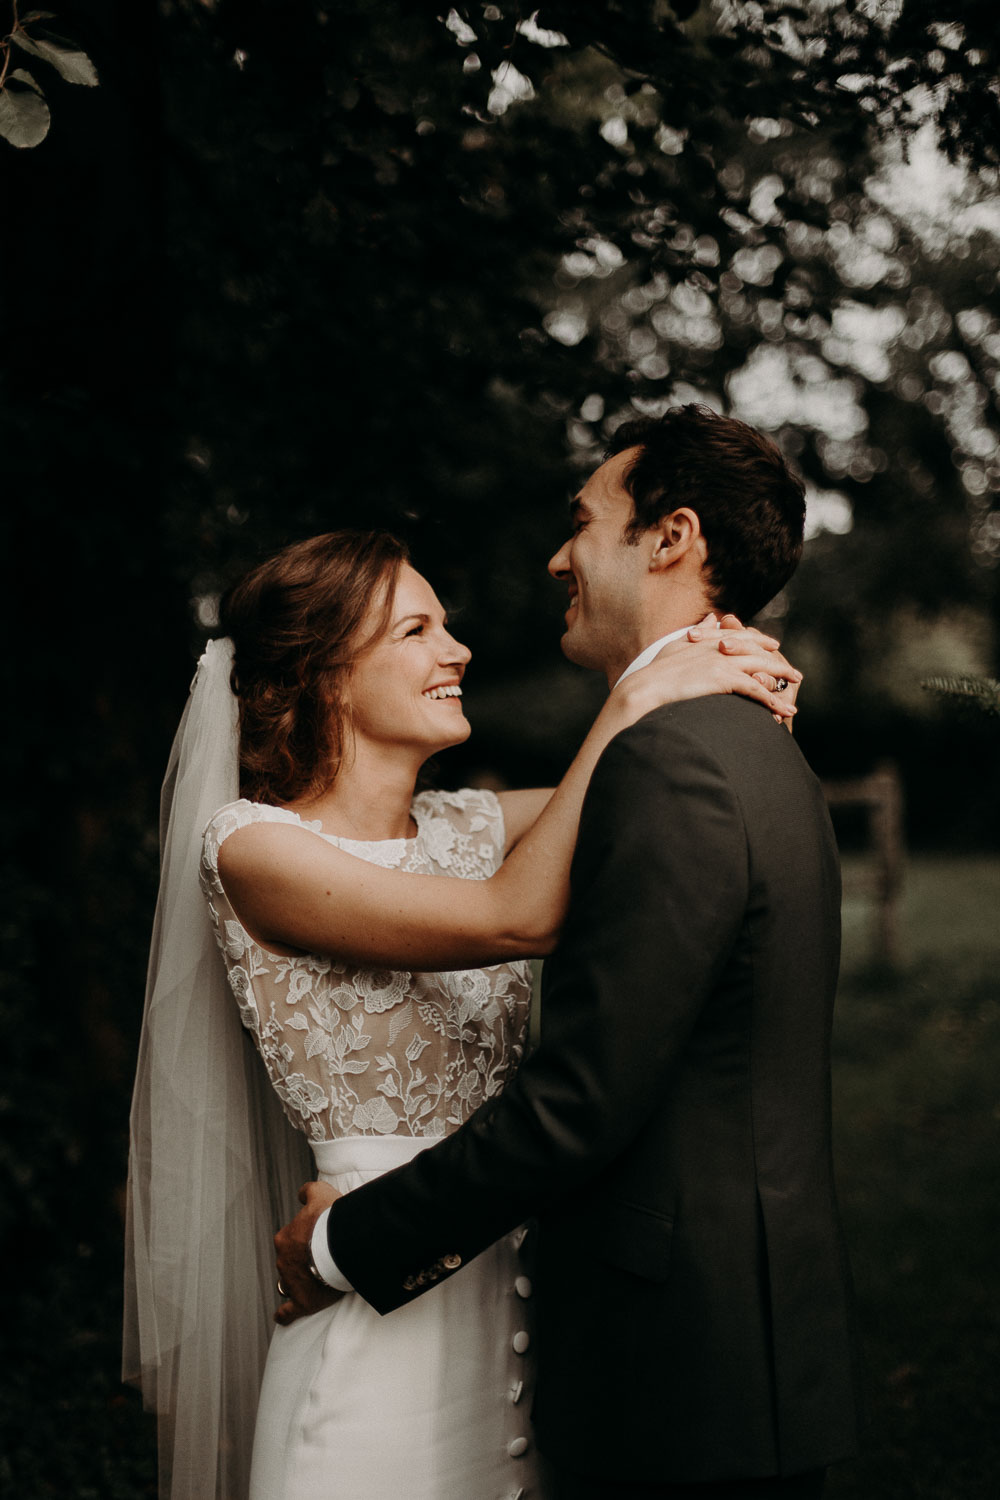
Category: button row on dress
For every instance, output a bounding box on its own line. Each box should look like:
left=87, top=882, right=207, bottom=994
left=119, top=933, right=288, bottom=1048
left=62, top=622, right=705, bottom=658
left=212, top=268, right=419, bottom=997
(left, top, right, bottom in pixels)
left=506, top=1230, right=531, bottom=1487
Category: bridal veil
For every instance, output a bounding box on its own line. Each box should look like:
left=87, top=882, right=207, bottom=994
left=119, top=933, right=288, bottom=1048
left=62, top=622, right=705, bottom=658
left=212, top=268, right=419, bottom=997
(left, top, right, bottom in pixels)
left=122, top=638, right=311, bottom=1499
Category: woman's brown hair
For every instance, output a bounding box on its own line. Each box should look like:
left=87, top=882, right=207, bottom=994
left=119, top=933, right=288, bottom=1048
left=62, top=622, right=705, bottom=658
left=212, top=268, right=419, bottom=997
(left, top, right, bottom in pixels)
left=219, top=530, right=409, bottom=805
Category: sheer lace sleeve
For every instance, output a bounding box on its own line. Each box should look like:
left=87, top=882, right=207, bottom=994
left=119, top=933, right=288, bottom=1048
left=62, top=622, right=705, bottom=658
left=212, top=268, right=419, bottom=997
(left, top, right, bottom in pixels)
left=202, top=797, right=307, bottom=890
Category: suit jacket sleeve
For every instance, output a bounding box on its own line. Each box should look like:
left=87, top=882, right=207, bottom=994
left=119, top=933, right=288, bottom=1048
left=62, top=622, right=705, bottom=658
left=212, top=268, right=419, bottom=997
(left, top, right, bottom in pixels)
left=327, top=705, right=751, bottom=1312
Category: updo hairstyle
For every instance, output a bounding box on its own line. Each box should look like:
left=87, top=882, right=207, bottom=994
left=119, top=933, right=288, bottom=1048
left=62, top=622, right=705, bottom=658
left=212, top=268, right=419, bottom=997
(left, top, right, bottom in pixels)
left=219, top=530, right=409, bottom=805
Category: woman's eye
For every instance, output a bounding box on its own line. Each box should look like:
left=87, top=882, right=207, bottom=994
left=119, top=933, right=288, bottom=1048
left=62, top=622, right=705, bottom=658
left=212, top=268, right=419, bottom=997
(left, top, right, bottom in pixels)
left=405, top=624, right=424, bottom=637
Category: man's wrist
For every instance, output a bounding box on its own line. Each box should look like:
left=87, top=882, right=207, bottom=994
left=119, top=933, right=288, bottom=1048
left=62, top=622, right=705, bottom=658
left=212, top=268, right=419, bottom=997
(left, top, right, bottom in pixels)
left=309, top=1207, right=353, bottom=1293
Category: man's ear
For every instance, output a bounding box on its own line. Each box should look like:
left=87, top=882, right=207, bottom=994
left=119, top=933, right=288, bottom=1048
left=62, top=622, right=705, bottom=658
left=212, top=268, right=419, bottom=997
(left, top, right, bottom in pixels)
left=648, top=508, right=706, bottom=572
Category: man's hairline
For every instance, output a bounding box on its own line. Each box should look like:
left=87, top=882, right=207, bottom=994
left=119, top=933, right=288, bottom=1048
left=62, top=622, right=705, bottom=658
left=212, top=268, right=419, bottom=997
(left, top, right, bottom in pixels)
left=571, top=442, right=712, bottom=556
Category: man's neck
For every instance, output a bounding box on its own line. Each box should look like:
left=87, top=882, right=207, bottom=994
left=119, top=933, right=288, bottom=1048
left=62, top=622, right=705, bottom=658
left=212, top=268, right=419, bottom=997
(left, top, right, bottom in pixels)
left=609, top=622, right=698, bottom=690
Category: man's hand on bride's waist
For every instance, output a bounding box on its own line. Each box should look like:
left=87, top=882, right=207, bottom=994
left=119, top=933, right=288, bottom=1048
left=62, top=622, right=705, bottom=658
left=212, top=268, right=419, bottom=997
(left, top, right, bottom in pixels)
left=275, top=1179, right=344, bottom=1326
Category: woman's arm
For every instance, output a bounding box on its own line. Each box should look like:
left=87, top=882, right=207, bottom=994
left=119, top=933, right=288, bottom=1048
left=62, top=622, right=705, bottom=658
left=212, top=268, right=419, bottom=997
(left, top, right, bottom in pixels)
left=496, top=788, right=555, bottom=854
left=217, top=627, right=798, bottom=972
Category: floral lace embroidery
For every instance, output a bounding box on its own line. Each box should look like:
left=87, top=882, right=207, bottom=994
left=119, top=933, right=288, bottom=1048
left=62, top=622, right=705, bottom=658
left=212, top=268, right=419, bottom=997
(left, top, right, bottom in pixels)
left=200, top=790, right=532, bottom=1143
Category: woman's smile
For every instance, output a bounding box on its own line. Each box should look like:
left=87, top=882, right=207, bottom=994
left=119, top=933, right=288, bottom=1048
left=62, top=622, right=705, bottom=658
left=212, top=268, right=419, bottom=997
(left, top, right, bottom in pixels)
left=347, top=564, right=472, bottom=759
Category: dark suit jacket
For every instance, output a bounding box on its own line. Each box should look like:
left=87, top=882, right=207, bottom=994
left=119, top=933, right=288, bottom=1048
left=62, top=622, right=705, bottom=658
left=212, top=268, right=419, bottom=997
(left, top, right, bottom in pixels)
left=327, top=695, right=864, bottom=1483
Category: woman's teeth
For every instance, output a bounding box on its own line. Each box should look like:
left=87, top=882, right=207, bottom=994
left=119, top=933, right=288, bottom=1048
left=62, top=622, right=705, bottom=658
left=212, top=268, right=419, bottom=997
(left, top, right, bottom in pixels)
left=423, top=685, right=463, bottom=700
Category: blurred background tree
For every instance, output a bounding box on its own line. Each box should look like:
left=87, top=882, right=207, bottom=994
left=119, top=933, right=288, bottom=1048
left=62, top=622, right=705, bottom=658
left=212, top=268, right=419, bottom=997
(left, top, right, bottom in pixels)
left=2, top=1, right=998, bottom=1493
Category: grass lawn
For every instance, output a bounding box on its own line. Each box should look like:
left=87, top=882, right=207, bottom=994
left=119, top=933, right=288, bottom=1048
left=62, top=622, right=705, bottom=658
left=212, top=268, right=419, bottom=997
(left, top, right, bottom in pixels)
left=828, top=856, right=1000, bottom=1499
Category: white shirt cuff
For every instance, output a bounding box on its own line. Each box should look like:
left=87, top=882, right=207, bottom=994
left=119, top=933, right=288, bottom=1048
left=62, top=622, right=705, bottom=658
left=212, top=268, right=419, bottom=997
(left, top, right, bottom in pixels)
left=310, top=1207, right=354, bottom=1293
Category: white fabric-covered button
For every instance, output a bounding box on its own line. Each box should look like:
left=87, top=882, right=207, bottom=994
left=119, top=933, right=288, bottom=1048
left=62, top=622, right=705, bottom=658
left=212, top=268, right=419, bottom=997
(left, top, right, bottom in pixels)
left=509, top=1379, right=524, bottom=1404
left=507, top=1436, right=529, bottom=1457
left=514, top=1275, right=532, bottom=1299
left=511, top=1330, right=530, bottom=1354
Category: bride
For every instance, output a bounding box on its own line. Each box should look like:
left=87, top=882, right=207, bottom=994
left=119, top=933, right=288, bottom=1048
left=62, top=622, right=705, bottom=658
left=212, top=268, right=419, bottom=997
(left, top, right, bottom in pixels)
left=123, top=529, right=796, bottom=1500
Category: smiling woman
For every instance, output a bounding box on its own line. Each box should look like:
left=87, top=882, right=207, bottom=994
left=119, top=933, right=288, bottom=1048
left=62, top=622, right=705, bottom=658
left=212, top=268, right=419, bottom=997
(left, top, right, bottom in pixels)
left=124, top=527, right=798, bottom=1500
left=344, top=565, right=473, bottom=778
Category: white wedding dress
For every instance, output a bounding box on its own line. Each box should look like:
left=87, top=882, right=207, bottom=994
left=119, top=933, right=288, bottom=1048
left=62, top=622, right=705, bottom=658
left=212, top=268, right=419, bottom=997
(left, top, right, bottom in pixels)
left=201, top=788, right=544, bottom=1500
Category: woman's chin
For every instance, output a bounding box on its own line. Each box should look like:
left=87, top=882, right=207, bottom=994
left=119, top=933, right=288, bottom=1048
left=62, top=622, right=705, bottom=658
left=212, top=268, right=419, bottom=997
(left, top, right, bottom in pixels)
left=438, top=715, right=472, bottom=751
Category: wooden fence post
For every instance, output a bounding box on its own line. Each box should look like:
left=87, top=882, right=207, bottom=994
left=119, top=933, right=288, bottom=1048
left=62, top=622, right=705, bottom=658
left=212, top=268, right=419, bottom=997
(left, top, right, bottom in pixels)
left=822, top=761, right=905, bottom=966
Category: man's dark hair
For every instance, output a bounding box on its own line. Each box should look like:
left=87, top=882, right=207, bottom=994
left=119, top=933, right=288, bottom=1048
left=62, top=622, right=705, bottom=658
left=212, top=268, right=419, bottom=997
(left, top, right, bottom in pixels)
left=608, top=404, right=806, bottom=620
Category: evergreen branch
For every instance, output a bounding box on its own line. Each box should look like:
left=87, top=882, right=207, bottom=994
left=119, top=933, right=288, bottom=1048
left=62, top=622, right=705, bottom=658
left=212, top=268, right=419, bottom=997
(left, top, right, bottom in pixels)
left=921, top=676, right=1000, bottom=718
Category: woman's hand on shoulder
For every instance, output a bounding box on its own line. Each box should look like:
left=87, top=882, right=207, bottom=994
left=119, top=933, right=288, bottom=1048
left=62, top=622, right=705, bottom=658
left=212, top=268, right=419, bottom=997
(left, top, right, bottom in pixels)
left=709, top=613, right=801, bottom=727
left=612, top=612, right=801, bottom=726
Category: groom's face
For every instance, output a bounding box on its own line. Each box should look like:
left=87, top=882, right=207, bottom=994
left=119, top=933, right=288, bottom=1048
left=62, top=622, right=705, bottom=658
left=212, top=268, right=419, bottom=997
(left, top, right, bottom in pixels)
left=548, top=447, right=651, bottom=677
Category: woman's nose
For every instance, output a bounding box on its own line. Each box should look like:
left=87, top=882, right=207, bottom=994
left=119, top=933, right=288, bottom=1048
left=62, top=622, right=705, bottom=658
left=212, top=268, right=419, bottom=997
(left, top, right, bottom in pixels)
left=442, top=632, right=472, bottom=666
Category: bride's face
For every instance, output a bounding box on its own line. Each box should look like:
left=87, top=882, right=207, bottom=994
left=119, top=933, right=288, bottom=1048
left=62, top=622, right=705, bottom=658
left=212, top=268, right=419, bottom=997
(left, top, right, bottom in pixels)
left=345, top=564, right=472, bottom=761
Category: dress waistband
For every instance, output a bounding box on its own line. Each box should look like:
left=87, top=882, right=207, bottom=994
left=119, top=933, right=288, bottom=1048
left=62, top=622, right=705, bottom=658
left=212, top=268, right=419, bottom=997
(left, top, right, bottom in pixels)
left=311, top=1135, right=432, bottom=1180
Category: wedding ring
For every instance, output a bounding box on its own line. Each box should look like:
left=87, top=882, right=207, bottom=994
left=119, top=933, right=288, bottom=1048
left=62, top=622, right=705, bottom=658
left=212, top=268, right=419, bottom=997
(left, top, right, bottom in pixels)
left=277, top=1278, right=289, bottom=1298
left=774, top=678, right=789, bottom=692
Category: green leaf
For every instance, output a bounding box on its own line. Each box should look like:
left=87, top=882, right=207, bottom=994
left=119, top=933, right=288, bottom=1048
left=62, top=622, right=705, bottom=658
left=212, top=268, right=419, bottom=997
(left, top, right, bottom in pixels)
left=0, top=72, right=51, bottom=148
left=10, top=29, right=99, bottom=87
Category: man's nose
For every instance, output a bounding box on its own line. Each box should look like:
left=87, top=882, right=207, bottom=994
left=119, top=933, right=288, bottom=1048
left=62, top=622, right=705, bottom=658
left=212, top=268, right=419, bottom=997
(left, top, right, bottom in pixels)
left=548, top=539, right=571, bottom=579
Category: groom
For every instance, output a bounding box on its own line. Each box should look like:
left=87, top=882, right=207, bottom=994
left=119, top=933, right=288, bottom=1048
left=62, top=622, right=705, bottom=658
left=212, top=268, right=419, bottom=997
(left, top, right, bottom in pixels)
left=277, top=405, right=864, bottom=1497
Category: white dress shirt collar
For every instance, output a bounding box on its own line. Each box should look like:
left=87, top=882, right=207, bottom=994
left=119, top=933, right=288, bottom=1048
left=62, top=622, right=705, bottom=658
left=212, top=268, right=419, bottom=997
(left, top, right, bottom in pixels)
left=612, top=625, right=695, bottom=690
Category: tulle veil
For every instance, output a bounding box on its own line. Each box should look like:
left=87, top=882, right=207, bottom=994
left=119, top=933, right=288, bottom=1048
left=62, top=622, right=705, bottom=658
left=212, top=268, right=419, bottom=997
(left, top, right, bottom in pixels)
left=122, top=637, right=311, bottom=1499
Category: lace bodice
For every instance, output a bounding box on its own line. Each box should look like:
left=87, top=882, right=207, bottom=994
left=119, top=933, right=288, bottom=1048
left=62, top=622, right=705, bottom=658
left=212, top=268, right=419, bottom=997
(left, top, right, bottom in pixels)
left=200, top=789, right=533, bottom=1143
